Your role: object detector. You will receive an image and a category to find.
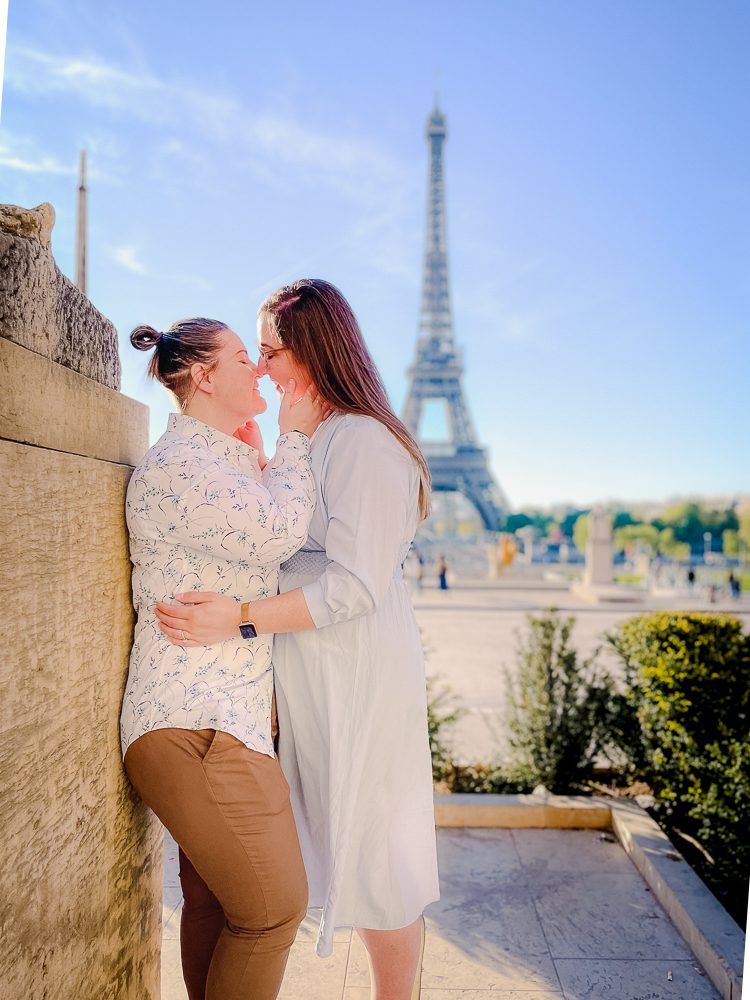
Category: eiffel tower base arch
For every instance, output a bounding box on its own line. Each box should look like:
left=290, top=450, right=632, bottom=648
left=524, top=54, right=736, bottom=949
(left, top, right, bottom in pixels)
left=427, top=446, right=506, bottom=533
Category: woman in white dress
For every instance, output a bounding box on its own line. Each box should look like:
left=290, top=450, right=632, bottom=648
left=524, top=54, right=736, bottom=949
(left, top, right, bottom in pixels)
left=156, top=280, right=440, bottom=1000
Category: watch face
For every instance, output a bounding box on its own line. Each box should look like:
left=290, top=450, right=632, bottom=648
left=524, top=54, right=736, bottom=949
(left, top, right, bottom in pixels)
left=239, top=622, right=258, bottom=640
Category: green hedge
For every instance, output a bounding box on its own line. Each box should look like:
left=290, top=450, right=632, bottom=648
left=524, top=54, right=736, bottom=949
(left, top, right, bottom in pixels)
left=609, top=612, right=750, bottom=920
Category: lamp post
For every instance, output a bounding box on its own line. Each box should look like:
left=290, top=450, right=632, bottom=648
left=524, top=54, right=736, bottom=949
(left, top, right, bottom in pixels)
left=703, top=531, right=712, bottom=564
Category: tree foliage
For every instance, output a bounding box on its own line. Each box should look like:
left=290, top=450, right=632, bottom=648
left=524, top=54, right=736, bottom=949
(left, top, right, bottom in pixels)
left=560, top=508, right=590, bottom=537
left=738, top=504, right=750, bottom=554
left=655, top=502, right=738, bottom=551
left=614, top=523, right=660, bottom=554
left=509, top=500, right=746, bottom=560
left=723, top=529, right=740, bottom=557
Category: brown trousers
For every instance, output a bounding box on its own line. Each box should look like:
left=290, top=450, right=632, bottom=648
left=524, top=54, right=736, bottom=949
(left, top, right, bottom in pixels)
left=125, top=728, right=308, bottom=1000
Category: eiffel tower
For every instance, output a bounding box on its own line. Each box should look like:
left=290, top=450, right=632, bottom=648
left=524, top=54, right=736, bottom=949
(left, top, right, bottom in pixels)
left=403, top=99, right=508, bottom=532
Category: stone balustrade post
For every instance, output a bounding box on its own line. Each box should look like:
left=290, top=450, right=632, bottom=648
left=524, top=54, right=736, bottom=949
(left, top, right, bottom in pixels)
left=0, top=202, right=162, bottom=1000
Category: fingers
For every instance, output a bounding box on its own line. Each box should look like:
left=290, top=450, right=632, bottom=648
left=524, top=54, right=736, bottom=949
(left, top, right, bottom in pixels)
left=278, top=379, right=296, bottom=410
left=155, top=610, right=195, bottom=632
left=155, top=602, right=194, bottom=622
left=234, top=421, right=260, bottom=445
left=159, top=622, right=200, bottom=647
left=173, top=592, right=219, bottom=604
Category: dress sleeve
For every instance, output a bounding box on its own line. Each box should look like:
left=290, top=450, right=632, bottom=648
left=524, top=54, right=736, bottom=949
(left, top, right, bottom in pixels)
left=301, top=418, right=416, bottom=627
left=130, top=431, right=315, bottom=567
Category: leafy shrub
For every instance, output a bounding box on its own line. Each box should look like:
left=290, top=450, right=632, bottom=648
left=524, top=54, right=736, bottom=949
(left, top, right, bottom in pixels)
left=446, top=763, right=532, bottom=794
left=426, top=677, right=463, bottom=784
left=608, top=612, right=750, bottom=921
left=427, top=678, right=533, bottom=793
left=608, top=613, right=749, bottom=774
left=505, top=609, right=616, bottom=793
left=683, top=738, right=750, bottom=895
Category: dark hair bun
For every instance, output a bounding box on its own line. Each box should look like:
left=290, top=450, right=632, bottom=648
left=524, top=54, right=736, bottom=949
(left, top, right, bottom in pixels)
left=130, top=325, right=163, bottom=351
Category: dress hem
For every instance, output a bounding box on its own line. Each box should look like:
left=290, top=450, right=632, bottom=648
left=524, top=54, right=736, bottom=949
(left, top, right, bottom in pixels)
left=308, top=890, right=441, bottom=958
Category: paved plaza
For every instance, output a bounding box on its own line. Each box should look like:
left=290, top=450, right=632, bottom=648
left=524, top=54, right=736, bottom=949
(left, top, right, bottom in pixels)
left=413, top=580, right=750, bottom=763
left=161, top=826, right=721, bottom=1000
left=160, top=579, right=746, bottom=999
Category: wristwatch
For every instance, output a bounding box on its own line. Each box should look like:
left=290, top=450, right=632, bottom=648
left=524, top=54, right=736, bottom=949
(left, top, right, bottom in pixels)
left=239, top=601, right=258, bottom=640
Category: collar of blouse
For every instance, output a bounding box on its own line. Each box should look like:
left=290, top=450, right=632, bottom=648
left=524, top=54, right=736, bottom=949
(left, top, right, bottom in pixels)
left=167, top=412, right=259, bottom=469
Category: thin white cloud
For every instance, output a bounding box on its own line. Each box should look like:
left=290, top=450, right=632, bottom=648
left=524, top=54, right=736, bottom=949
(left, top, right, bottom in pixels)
left=7, top=46, right=244, bottom=131
left=7, top=46, right=165, bottom=116
left=249, top=113, right=405, bottom=190
left=6, top=44, right=421, bottom=278
left=6, top=45, right=411, bottom=195
left=0, top=127, right=122, bottom=184
left=0, top=147, right=74, bottom=175
left=111, top=244, right=146, bottom=274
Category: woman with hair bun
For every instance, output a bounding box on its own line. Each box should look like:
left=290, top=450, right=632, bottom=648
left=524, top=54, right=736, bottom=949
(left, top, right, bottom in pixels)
left=155, top=283, right=440, bottom=1000
left=122, top=316, right=327, bottom=1000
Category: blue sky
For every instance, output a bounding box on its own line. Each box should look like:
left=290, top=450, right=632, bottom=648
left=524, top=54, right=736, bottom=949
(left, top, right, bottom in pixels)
left=2, top=0, right=748, bottom=508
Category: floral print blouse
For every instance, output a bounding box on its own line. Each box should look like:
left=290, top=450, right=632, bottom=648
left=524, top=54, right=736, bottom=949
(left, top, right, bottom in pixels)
left=120, top=413, right=315, bottom=759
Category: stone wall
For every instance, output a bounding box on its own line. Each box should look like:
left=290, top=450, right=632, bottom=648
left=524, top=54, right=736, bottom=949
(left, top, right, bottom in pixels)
left=0, top=203, right=121, bottom=388
left=0, top=204, right=162, bottom=1000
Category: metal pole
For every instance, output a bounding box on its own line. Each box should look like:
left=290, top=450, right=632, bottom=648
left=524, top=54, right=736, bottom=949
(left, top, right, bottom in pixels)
left=76, top=150, right=87, bottom=295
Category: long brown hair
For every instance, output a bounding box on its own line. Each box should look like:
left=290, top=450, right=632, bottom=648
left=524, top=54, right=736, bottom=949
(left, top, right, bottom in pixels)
left=260, top=279, right=431, bottom=519
left=131, top=317, right=226, bottom=408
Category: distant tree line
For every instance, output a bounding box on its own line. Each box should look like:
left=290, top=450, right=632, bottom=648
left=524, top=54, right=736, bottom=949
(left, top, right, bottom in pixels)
left=504, top=501, right=750, bottom=560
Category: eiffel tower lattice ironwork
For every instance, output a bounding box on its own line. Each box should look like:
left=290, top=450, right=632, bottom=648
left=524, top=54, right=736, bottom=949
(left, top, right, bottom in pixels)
left=403, top=100, right=508, bottom=532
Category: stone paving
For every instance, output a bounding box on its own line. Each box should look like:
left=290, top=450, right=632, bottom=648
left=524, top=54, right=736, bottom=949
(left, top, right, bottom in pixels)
left=161, top=826, right=721, bottom=1000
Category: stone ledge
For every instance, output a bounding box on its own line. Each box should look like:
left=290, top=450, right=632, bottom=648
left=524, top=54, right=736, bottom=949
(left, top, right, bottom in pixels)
left=433, top=792, right=745, bottom=1000
left=434, top=792, right=611, bottom=829
left=0, top=337, right=148, bottom=466
left=611, top=799, right=744, bottom=1000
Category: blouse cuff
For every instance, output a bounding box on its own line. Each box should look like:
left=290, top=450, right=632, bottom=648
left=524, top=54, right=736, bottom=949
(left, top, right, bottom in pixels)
left=277, top=430, right=311, bottom=449
left=301, top=580, right=333, bottom=629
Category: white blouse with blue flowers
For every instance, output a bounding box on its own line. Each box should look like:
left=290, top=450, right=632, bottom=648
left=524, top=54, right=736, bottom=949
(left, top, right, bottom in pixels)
left=120, top=413, right=315, bottom=760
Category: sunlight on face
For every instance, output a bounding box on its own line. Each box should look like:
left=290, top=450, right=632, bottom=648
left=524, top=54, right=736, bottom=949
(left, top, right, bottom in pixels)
left=212, top=327, right=266, bottom=418
left=256, top=313, right=312, bottom=400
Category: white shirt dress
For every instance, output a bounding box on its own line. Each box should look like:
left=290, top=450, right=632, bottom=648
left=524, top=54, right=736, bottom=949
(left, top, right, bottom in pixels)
left=272, top=412, right=440, bottom=957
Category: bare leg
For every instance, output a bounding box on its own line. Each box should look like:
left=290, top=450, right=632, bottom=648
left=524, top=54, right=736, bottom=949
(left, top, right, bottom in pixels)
left=356, top=916, right=425, bottom=1000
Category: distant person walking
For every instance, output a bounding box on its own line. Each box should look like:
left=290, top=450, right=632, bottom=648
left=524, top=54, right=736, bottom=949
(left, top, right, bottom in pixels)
left=728, top=571, right=741, bottom=600
left=687, top=567, right=696, bottom=589
left=437, top=555, right=449, bottom=591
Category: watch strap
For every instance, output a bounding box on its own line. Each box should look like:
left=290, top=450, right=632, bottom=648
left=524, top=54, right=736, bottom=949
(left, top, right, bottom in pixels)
left=239, top=601, right=258, bottom=640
